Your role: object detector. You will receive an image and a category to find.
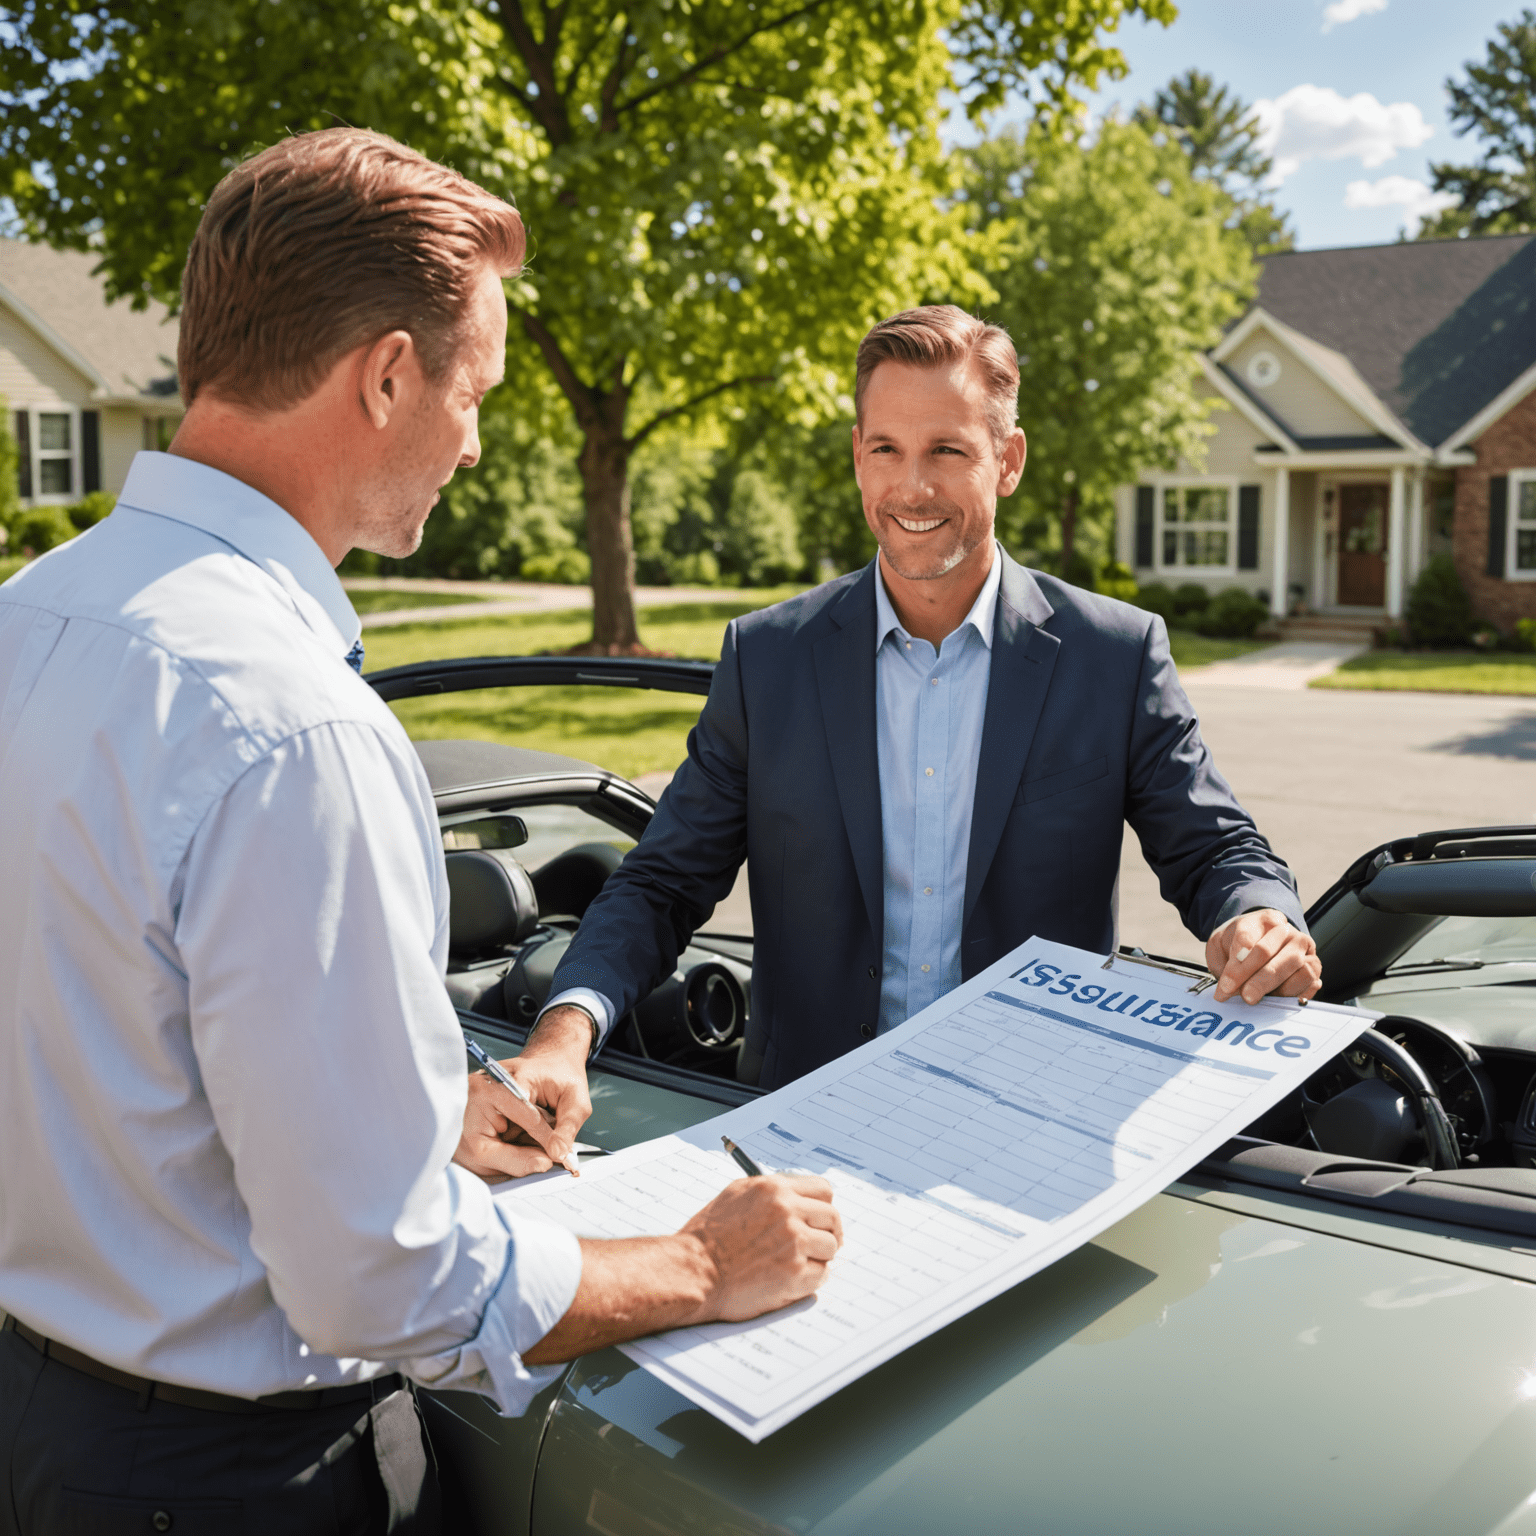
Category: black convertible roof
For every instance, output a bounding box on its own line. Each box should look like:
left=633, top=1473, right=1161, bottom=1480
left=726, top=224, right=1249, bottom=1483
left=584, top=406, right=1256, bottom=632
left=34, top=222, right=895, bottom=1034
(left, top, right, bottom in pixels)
left=412, top=738, right=603, bottom=796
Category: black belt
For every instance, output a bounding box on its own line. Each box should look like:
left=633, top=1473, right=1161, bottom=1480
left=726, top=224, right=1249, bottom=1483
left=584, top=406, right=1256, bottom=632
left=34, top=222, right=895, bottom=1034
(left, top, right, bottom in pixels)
left=3, top=1314, right=402, bottom=1415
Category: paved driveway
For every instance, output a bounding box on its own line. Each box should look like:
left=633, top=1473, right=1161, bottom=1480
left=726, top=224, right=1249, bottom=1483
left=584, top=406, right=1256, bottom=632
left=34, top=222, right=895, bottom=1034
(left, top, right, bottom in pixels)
left=1122, top=685, right=1536, bottom=963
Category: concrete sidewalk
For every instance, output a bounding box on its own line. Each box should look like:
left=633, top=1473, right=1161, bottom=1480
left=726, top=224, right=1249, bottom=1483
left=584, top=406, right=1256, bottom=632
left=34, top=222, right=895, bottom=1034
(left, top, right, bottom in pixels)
left=346, top=576, right=733, bottom=630
left=1178, top=640, right=1367, bottom=689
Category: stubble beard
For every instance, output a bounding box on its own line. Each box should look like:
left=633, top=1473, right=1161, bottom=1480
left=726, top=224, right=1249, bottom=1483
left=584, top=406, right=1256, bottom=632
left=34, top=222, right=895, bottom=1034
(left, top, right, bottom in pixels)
left=873, top=495, right=988, bottom=583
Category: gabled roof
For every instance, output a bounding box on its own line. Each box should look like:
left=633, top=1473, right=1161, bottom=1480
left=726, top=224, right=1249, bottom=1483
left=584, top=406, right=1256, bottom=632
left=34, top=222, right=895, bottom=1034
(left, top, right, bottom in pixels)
left=1250, top=234, right=1536, bottom=450
left=0, top=238, right=179, bottom=404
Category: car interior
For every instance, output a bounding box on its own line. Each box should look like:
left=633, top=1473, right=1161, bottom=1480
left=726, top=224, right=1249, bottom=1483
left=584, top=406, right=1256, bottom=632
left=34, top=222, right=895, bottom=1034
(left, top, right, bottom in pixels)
left=372, top=647, right=1536, bottom=1245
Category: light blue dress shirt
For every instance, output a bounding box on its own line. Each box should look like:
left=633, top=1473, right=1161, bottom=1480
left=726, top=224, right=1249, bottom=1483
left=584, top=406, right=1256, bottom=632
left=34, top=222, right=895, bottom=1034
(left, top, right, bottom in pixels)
left=873, top=547, right=1000, bottom=1033
left=0, top=452, right=581, bottom=1411
left=542, top=545, right=1003, bottom=1044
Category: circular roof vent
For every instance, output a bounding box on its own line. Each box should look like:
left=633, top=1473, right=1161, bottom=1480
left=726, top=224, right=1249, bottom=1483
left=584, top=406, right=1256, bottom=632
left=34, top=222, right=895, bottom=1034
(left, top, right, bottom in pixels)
left=1247, top=350, right=1282, bottom=388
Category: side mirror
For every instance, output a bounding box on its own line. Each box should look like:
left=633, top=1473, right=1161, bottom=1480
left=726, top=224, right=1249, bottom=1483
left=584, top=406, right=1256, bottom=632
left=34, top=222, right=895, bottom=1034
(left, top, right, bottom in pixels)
left=441, top=813, right=529, bottom=853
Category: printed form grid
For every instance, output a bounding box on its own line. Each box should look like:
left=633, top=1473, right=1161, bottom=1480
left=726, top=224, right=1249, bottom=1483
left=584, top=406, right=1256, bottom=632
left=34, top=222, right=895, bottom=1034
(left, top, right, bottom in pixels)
left=510, top=968, right=1312, bottom=1428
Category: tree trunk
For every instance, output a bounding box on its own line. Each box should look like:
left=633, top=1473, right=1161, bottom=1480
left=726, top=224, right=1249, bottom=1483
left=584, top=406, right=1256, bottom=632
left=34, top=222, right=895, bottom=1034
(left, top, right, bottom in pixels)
left=1061, top=486, right=1080, bottom=582
left=575, top=390, right=643, bottom=653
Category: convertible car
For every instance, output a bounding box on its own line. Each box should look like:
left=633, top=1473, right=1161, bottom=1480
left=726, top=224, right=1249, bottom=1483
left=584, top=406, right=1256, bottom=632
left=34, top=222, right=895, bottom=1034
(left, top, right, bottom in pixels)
left=370, top=654, right=1536, bottom=1536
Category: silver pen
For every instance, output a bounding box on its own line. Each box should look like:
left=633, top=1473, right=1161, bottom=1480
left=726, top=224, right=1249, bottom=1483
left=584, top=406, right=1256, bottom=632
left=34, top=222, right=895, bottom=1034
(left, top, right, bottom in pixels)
left=466, top=1038, right=580, bottom=1177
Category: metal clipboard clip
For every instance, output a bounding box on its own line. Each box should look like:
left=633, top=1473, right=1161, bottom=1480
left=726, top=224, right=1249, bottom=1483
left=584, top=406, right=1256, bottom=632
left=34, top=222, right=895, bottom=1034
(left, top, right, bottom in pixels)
left=1100, top=949, right=1216, bottom=993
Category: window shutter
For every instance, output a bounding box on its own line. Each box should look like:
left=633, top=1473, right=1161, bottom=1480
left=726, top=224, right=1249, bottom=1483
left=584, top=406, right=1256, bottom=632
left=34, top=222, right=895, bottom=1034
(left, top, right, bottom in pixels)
left=81, top=410, right=100, bottom=494
left=1488, top=475, right=1509, bottom=579
left=1134, top=485, right=1155, bottom=567
left=13, top=411, right=30, bottom=500
left=1237, top=485, right=1261, bottom=570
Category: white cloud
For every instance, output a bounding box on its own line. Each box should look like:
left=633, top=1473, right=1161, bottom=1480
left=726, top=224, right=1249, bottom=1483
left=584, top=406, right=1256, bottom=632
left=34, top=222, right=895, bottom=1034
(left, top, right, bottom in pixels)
left=1322, top=0, right=1388, bottom=32
left=1254, top=85, right=1434, bottom=181
left=1344, top=175, right=1459, bottom=233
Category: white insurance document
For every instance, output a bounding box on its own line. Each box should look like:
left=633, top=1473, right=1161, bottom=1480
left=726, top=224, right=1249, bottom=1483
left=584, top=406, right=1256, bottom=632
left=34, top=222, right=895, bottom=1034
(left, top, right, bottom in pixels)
left=498, top=937, right=1373, bottom=1441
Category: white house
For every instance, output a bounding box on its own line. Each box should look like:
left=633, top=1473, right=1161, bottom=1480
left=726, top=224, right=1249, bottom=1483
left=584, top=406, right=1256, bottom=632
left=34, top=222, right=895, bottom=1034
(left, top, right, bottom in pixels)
left=1114, top=234, right=1536, bottom=634
left=1, top=238, right=183, bottom=506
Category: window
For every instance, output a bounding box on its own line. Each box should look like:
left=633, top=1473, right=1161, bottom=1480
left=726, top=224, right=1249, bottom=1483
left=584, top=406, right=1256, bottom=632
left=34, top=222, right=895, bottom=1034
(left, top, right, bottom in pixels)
left=1158, top=483, right=1235, bottom=572
left=36, top=412, right=73, bottom=497
left=1510, top=470, right=1536, bottom=579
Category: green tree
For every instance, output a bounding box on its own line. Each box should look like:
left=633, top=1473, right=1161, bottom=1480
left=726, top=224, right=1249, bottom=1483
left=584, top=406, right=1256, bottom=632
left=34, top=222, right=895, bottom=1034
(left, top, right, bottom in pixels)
left=961, top=119, right=1255, bottom=576
left=1, top=0, right=1172, bottom=651
left=1418, top=9, right=1536, bottom=239
left=1135, top=69, right=1293, bottom=254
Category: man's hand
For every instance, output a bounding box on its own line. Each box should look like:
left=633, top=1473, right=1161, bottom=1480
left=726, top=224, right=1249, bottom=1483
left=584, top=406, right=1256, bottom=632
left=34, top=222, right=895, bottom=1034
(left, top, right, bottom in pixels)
left=523, top=1174, right=842, bottom=1365
left=509, top=1006, right=594, bottom=1165
left=452, top=1007, right=594, bottom=1182
left=1207, top=909, right=1321, bottom=1005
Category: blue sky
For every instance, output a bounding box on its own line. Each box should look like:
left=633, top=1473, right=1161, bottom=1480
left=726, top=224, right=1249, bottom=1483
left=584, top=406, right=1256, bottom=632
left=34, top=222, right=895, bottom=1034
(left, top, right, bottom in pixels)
left=1012, top=0, right=1522, bottom=249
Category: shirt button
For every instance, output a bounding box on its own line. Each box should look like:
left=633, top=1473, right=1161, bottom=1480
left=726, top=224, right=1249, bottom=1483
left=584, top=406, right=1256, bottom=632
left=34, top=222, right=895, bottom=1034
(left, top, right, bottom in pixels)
left=923, top=887, right=933, bottom=895
left=931, top=677, right=939, bottom=685
left=860, top=1023, right=876, bottom=1040
left=867, top=966, right=877, bottom=979
left=921, top=963, right=931, bottom=973
left=152, top=1516, right=172, bottom=1534
left=924, top=767, right=934, bottom=777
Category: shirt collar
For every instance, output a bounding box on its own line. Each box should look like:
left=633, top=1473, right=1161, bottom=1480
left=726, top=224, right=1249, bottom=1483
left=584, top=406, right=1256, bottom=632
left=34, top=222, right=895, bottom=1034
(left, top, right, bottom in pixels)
left=874, top=541, right=1003, bottom=654
left=115, top=451, right=361, bottom=654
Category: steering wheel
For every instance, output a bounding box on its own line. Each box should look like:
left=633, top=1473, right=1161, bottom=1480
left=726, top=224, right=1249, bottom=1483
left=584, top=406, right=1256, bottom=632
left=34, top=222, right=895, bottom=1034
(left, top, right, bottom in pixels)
left=1300, top=1027, right=1461, bottom=1170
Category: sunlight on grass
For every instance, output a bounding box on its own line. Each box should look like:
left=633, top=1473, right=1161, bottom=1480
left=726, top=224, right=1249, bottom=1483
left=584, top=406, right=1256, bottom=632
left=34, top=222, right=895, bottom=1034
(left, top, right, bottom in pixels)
left=349, top=589, right=486, bottom=615
left=372, top=591, right=1262, bottom=778
left=1311, top=650, right=1536, bottom=695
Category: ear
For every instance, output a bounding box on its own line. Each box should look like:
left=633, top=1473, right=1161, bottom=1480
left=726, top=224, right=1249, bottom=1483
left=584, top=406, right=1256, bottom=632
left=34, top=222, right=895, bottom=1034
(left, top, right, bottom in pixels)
left=357, top=329, right=420, bottom=431
left=997, top=427, right=1027, bottom=498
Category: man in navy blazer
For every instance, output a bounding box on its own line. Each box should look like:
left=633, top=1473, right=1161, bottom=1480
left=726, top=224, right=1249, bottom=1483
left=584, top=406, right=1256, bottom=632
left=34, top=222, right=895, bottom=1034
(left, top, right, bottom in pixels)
left=530, top=306, right=1319, bottom=1097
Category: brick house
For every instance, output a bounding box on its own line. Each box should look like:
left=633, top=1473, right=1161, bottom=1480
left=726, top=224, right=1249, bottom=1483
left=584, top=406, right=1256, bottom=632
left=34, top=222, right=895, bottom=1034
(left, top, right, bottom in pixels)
left=1114, top=233, right=1536, bottom=633
left=1, top=238, right=183, bottom=508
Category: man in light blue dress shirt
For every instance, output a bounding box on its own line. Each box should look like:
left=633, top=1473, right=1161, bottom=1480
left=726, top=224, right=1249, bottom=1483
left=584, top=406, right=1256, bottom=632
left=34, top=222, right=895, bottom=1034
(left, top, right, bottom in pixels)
left=0, top=129, right=839, bottom=1534
left=541, top=305, right=1320, bottom=1091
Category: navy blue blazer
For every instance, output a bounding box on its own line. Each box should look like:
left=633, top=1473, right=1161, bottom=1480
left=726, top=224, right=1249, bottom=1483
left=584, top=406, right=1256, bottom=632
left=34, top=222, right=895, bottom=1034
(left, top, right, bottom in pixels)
left=550, top=552, right=1304, bottom=1091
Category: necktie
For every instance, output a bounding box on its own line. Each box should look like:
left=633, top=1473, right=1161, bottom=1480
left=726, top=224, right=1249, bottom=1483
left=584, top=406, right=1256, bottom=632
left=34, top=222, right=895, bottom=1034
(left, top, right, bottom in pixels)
left=345, top=640, right=365, bottom=674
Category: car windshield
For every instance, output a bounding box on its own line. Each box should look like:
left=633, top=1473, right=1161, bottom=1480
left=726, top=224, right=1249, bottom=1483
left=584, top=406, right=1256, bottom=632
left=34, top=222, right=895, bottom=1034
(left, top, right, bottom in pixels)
left=1388, top=913, right=1536, bottom=969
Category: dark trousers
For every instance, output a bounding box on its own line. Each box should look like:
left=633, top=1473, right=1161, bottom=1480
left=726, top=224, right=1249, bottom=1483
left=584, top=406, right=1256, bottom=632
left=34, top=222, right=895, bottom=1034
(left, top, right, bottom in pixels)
left=0, top=1327, right=441, bottom=1535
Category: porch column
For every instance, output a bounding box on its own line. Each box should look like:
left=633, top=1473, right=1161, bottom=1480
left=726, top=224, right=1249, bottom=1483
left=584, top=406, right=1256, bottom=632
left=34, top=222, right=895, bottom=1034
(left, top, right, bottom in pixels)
left=1406, top=468, right=1425, bottom=587
left=1269, top=467, right=1290, bottom=619
left=1386, top=465, right=1406, bottom=618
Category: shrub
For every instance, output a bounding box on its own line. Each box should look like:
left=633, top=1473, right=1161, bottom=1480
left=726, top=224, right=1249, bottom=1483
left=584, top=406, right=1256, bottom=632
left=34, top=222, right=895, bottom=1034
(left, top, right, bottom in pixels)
left=1095, top=560, right=1139, bottom=603
left=1514, top=617, right=1536, bottom=653
left=12, top=506, right=76, bottom=557
left=1172, top=582, right=1211, bottom=618
left=1131, top=582, right=1177, bottom=624
left=1196, top=587, right=1270, bottom=639
left=521, top=548, right=591, bottom=585
left=66, top=491, right=116, bottom=532
left=0, top=555, right=25, bottom=586
left=1405, top=554, right=1472, bottom=647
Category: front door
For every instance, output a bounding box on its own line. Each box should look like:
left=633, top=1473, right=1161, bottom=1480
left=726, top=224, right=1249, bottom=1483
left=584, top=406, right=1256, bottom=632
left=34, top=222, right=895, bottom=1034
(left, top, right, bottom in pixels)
left=1337, top=484, right=1388, bottom=607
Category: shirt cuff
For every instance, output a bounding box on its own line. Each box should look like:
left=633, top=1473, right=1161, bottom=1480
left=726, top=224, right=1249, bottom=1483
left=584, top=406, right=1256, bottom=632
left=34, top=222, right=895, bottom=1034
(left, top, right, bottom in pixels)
left=540, top=987, right=616, bottom=1051
left=401, top=1211, right=583, bottom=1417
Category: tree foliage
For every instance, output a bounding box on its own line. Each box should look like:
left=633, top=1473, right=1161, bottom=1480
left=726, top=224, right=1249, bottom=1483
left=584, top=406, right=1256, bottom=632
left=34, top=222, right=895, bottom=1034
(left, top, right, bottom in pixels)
left=1134, top=69, right=1293, bottom=255
left=1419, top=8, right=1536, bottom=239
left=1, top=0, right=1171, bottom=648
left=961, top=119, right=1255, bottom=574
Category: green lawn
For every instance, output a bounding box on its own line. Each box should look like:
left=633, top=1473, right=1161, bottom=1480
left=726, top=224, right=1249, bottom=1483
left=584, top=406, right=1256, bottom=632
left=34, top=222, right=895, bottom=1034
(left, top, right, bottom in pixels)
left=1311, top=650, right=1536, bottom=695
left=372, top=596, right=1277, bottom=776
left=369, top=591, right=804, bottom=779
left=348, top=588, right=487, bottom=615
left=1166, top=631, right=1273, bottom=667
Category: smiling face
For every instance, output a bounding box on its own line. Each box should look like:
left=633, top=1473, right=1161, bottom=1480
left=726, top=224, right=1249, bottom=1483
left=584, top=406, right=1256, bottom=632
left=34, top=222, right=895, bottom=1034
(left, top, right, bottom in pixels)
left=851, top=358, right=1026, bottom=590
left=353, top=261, right=509, bottom=559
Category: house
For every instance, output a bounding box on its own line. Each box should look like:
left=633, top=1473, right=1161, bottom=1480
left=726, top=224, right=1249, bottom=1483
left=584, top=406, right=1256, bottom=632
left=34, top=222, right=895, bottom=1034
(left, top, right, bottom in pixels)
left=1114, top=233, right=1536, bottom=634
left=1, top=238, right=182, bottom=507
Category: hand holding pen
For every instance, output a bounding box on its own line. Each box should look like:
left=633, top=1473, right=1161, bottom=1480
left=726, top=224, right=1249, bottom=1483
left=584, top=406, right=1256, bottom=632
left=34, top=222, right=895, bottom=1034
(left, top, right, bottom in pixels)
left=464, top=1038, right=581, bottom=1178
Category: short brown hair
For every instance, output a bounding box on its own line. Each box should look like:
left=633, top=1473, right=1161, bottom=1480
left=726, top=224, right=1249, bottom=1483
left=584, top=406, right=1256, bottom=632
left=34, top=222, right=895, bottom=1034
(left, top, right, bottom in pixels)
left=178, top=128, right=524, bottom=410
left=855, top=305, right=1020, bottom=450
